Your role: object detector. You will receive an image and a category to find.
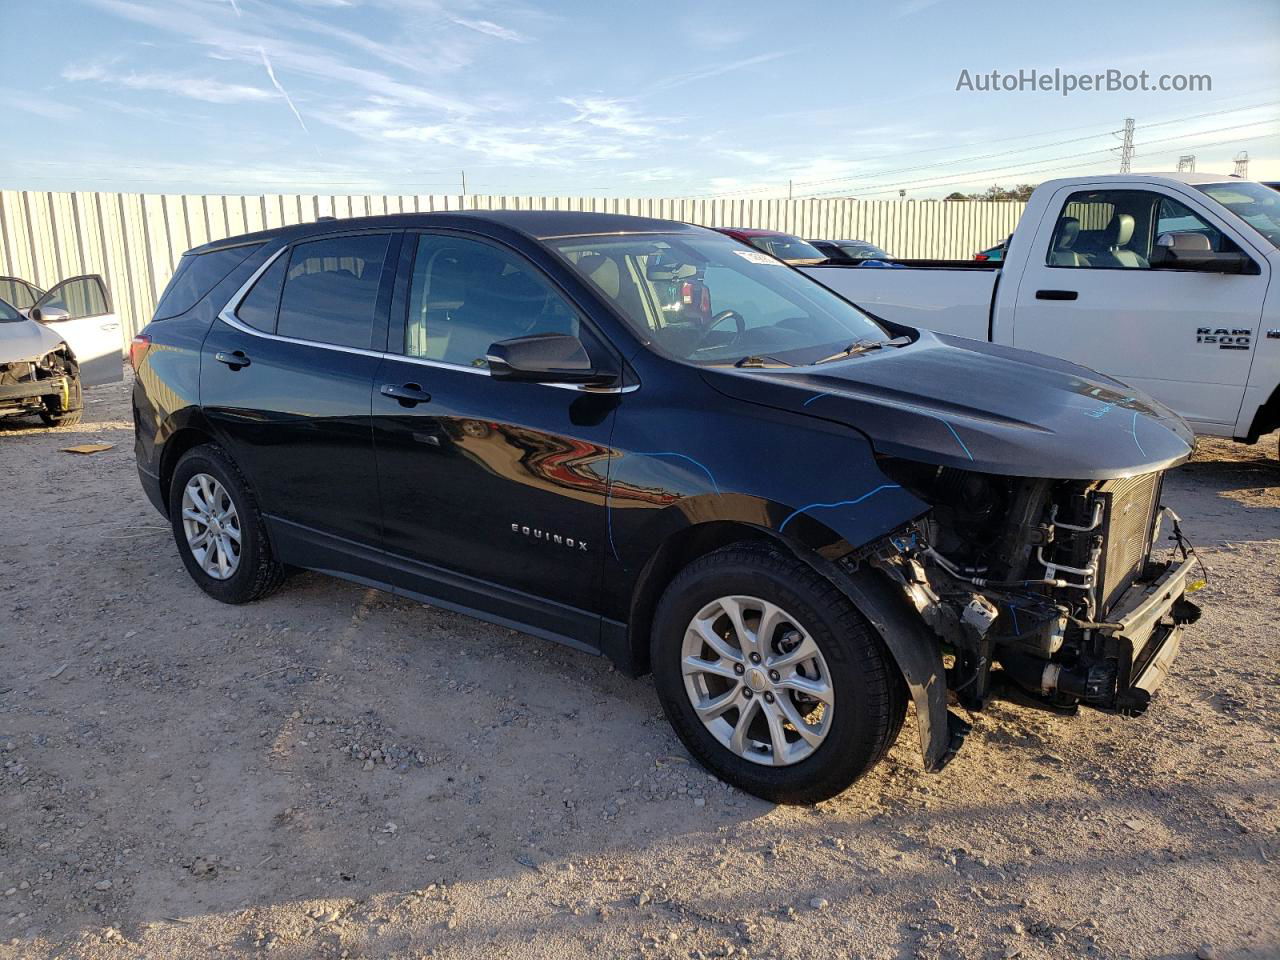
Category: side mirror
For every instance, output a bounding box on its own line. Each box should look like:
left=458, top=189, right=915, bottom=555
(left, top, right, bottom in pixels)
left=486, top=333, right=615, bottom=386
left=31, top=305, right=70, bottom=324
left=1150, top=232, right=1252, bottom=274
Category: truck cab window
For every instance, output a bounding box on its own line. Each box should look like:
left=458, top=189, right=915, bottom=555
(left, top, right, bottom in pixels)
left=1048, top=190, right=1164, bottom=269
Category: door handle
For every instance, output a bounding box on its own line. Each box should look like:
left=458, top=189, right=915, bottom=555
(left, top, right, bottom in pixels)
left=214, top=350, right=251, bottom=369
left=381, top=382, right=432, bottom=407
left=1035, top=289, right=1079, bottom=301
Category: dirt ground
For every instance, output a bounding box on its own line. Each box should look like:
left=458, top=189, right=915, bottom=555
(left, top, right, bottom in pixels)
left=1, top=371, right=1276, bottom=960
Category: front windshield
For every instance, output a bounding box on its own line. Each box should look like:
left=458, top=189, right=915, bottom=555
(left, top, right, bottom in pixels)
left=1194, top=181, right=1280, bottom=249
left=746, top=235, right=827, bottom=262
left=550, top=232, right=888, bottom=365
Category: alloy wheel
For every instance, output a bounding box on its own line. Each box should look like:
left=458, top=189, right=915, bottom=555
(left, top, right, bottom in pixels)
left=680, top=594, right=835, bottom=766
left=180, top=473, right=242, bottom=580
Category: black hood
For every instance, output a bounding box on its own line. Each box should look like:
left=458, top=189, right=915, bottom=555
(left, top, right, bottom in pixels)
left=703, top=331, right=1194, bottom=480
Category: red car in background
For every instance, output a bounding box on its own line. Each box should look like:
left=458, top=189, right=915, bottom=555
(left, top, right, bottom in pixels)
left=712, top=227, right=828, bottom=265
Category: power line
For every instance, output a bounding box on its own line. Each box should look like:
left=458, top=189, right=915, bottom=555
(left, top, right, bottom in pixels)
left=841, top=131, right=1280, bottom=199
left=686, top=100, right=1280, bottom=199
left=791, top=119, right=1278, bottom=199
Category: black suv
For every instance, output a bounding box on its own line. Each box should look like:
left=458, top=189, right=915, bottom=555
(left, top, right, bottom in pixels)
left=133, top=211, right=1201, bottom=803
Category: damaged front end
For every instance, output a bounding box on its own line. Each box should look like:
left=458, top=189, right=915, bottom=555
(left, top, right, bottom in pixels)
left=853, top=460, right=1201, bottom=767
left=0, top=356, right=72, bottom=418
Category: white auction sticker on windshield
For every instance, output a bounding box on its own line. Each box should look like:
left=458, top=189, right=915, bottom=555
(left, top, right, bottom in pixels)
left=732, top=249, right=782, bottom=265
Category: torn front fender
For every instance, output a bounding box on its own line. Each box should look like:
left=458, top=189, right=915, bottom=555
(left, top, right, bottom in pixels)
left=814, top=556, right=968, bottom=771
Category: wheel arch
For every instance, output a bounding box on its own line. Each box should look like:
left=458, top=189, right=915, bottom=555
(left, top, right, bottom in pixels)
left=158, top=422, right=218, bottom=510
left=621, top=520, right=779, bottom=676
left=1241, top=380, right=1280, bottom=443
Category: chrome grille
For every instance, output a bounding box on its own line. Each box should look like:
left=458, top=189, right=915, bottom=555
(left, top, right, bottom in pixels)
left=1096, top=472, right=1162, bottom=613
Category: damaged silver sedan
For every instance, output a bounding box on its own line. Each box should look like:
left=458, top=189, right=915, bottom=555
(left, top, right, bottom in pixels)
left=0, top=275, right=122, bottom=428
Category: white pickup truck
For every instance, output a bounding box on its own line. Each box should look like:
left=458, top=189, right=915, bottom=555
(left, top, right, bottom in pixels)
left=801, top=173, right=1280, bottom=451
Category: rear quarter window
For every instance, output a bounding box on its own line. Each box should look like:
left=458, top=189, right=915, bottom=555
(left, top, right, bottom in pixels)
left=154, top=243, right=263, bottom=320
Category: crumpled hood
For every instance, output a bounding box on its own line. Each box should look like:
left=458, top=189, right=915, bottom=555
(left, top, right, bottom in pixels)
left=0, top=318, right=61, bottom=364
left=703, top=330, right=1194, bottom=480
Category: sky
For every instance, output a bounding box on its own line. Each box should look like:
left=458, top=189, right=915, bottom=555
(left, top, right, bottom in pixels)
left=1, top=0, right=1278, bottom=199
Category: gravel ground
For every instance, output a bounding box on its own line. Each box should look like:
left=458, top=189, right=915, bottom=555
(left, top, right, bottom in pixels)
left=1, top=371, right=1277, bottom=960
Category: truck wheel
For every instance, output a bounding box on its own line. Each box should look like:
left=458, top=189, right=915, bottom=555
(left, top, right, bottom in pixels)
left=168, top=444, right=286, bottom=604
left=651, top=543, right=905, bottom=804
left=39, top=362, right=83, bottom=427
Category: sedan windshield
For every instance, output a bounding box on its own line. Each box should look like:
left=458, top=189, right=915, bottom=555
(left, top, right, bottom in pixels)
left=0, top=297, right=23, bottom=323
left=551, top=232, right=888, bottom=365
left=1194, top=181, right=1280, bottom=249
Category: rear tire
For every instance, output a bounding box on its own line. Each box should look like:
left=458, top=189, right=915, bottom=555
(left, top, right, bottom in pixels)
left=651, top=543, right=905, bottom=804
left=169, top=443, right=285, bottom=604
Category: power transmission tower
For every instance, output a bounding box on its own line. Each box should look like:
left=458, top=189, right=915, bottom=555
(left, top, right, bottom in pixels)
left=1118, top=118, right=1135, bottom=172
left=1177, top=154, right=1196, bottom=173
left=1233, top=151, right=1250, bottom=178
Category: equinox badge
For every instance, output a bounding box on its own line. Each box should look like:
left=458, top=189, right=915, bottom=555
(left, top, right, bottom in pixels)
left=512, top=523, right=588, bottom=551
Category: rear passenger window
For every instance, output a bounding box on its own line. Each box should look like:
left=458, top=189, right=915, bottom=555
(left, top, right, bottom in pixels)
left=276, top=235, right=391, bottom=349
left=235, top=254, right=286, bottom=333
left=155, top=243, right=262, bottom=320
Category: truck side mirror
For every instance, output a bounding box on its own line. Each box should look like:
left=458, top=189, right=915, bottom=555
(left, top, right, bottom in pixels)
left=1150, top=232, right=1253, bottom=274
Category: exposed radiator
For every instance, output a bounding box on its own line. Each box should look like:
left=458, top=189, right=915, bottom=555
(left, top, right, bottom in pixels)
left=1096, top=472, right=1162, bottom=613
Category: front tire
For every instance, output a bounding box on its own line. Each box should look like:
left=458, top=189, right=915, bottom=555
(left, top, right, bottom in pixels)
left=652, top=544, right=905, bottom=804
left=39, top=361, right=83, bottom=427
left=168, top=444, right=285, bottom=604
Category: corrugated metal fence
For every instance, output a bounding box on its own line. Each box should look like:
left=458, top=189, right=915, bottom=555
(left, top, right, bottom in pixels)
left=0, top=190, right=1025, bottom=339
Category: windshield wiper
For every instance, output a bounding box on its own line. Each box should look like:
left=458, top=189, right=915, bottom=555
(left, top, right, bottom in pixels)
left=813, top=336, right=910, bottom=365
left=733, top=354, right=794, bottom=368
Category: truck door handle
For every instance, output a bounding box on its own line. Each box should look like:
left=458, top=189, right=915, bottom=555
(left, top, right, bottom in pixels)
left=1035, top=289, right=1078, bottom=301
left=214, top=350, right=251, bottom=369
left=381, top=382, right=432, bottom=407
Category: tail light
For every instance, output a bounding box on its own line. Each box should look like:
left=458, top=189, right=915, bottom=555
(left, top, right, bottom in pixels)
left=974, top=253, right=989, bottom=262
left=129, top=334, right=152, bottom=372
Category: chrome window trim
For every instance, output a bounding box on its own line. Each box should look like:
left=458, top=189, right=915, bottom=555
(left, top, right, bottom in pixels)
left=217, top=243, right=638, bottom=394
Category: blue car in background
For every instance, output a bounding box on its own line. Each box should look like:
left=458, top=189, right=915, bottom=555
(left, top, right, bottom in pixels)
left=807, top=238, right=904, bottom=267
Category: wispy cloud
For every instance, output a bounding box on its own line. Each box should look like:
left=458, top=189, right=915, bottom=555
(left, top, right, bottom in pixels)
left=0, top=89, right=81, bottom=121
left=258, top=47, right=308, bottom=133
left=647, top=50, right=792, bottom=93
left=719, top=148, right=774, bottom=167
left=894, top=0, right=946, bottom=16
left=448, top=17, right=529, bottom=43
left=560, top=97, right=661, bottom=137
left=62, top=63, right=274, bottom=103
left=84, top=0, right=479, bottom=113
left=330, top=96, right=650, bottom=167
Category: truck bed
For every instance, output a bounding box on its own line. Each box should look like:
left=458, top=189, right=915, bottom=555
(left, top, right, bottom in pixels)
left=800, top=263, right=999, bottom=341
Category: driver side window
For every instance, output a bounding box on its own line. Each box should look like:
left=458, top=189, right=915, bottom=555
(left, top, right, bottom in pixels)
left=405, top=235, right=579, bottom=368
